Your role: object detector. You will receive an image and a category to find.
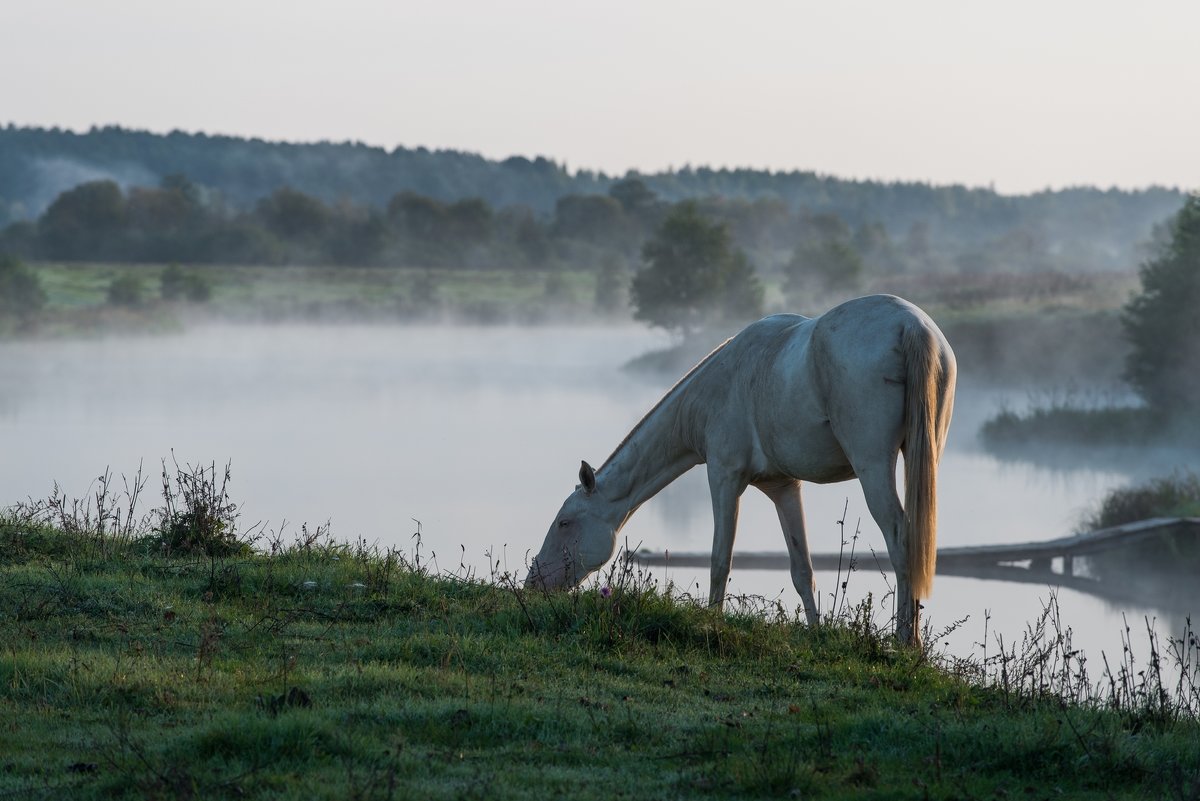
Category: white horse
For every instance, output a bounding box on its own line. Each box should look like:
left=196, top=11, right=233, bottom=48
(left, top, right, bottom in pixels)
left=526, top=294, right=956, bottom=645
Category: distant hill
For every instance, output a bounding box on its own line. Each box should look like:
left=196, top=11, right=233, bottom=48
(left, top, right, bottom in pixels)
left=0, top=124, right=1187, bottom=270
left=0, top=125, right=597, bottom=218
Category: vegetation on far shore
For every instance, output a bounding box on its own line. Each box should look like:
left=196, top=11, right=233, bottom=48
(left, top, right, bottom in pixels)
left=980, top=194, right=1200, bottom=451
left=1081, top=472, right=1200, bottom=532
left=1, top=464, right=1199, bottom=800
left=980, top=404, right=1160, bottom=452
left=1077, top=473, right=1200, bottom=586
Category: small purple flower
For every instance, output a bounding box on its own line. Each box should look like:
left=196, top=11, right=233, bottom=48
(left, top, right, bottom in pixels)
left=600, top=586, right=612, bottom=598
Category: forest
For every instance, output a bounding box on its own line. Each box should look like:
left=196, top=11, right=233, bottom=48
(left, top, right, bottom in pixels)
left=0, top=124, right=1186, bottom=278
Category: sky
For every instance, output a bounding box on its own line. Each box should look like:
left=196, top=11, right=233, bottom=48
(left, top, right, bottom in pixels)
left=1, top=0, right=1197, bottom=194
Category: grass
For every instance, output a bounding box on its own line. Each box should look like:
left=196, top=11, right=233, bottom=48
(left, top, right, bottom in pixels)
left=1, top=466, right=1198, bottom=800
left=10, top=262, right=619, bottom=336
left=12, top=259, right=1136, bottom=334
left=865, top=270, right=1139, bottom=322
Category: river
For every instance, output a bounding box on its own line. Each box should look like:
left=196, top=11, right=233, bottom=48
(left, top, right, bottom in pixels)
left=1, top=323, right=1195, bottom=676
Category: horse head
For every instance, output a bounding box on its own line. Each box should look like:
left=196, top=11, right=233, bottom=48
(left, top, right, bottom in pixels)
left=526, top=460, right=618, bottom=590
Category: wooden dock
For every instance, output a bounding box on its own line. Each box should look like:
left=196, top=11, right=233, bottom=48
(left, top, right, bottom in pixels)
left=633, top=517, right=1200, bottom=600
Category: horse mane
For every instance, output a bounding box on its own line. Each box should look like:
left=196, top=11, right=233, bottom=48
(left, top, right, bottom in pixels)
left=599, top=336, right=734, bottom=471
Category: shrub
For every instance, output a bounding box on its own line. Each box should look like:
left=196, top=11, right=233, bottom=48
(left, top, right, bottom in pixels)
left=160, top=263, right=212, bottom=302
left=0, top=253, right=47, bottom=319
left=153, top=461, right=249, bottom=557
left=107, top=272, right=146, bottom=308
left=1080, top=472, right=1200, bottom=532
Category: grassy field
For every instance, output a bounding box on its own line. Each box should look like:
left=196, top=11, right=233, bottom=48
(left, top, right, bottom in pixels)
left=18, top=262, right=618, bottom=332
left=2, top=486, right=1198, bottom=800
left=18, top=260, right=1137, bottom=324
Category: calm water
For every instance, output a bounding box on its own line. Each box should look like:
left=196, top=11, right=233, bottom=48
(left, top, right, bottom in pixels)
left=1, top=324, right=1195, bottom=669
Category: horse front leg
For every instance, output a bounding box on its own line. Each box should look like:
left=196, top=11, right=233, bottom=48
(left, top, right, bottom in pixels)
left=706, top=464, right=746, bottom=611
left=757, top=479, right=819, bottom=626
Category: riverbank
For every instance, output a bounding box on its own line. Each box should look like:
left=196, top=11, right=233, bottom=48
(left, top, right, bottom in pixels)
left=2, top=262, right=625, bottom=337
left=6, top=262, right=1136, bottom=379
left=2, top=516, right=1197, bottom=800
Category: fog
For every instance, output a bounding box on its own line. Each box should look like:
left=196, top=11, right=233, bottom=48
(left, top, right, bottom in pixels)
left=1, top=322, right=1196, bottom=667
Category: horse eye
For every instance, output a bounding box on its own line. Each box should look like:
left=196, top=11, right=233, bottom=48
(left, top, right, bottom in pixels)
left=558, top=519, right=570, bottom=529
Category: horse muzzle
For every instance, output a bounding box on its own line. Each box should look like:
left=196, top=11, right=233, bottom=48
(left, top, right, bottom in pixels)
left=525, top=556, right=572, bottom=590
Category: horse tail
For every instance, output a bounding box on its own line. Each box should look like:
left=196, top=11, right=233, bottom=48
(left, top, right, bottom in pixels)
left=902, top=321, right=955, bottom=599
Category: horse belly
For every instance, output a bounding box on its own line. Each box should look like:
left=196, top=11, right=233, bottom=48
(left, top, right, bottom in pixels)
left=761, top=419, right=856, bottom=484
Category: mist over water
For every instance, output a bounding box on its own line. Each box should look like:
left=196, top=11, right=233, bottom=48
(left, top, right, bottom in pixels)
left=1, top=323, right=1194, bottom=665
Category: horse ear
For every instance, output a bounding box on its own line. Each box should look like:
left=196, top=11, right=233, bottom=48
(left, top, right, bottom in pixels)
left=579, top=461, right=597, bottom=495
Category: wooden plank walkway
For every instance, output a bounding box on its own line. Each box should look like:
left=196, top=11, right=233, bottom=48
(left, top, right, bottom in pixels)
left=633, top=517, right=1200, bottom=582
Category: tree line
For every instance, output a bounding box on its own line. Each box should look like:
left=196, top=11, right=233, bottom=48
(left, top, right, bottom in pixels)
left=0, top=125, right=1185, bottom=272
left=5, top=186, right=1199, bottom=423
left=0, top=174, right=915, bottom=296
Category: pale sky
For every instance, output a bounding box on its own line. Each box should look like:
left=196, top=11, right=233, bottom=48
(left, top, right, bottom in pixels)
left=2, top=0, right=1197, bottom=194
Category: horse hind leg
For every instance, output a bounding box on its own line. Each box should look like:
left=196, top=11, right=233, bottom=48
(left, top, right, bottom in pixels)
left=758, top=480, right=819, bottom=625
left=856, top=463, right=921, bottom=647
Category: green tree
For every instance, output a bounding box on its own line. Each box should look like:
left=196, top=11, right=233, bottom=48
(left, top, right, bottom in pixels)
left=387, top=192, right=446, bottom=241
left=513, top=212, right=550, bottom=267
left=608, top=178, right=657, bottom=215
left=631, top=202, right=763, bottom=335
left=784, top=213, right=865, bottom=300
left=785, top=238, right=864, bottom=297
left=255, top=188, right=331, bottom=242
left=445, top=198, right=493, bottom=244
left=0, top=254, right=47, bottom=319
left=1122, top=194, right=1200, bottom=415
left=552, top=194, right=628, bottom=244
left=38, top=180, right=128, bottom=261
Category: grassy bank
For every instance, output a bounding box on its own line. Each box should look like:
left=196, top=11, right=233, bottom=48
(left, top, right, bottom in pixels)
left=980, top=404, right=1159, bottom=452
left=2, top=513, right=1198, bottom=800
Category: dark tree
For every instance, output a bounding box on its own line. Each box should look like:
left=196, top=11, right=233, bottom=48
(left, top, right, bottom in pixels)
left=445, top=198, right=493, bottom=244
left=784, top=212, right=866, bottom=300
left=631, top=202, right=763, bottom=335
left=38, top=180, right=128, bottom=260
left=327, top=208, right=388, bottom=266
left=608, top=178, right=657, bottom=214
left=255, top=187, right=332, bottom=241
left=0, top=221, right=37, bottom=259
left=785, top=237, right=864, bottom=296
left=552, top=194, right=628, bottom=244
left=1122, top=194, right=1200, bottom=415
left=512, top=211, right=550, bottom=267
left=387, top=192, right=447, bottom=241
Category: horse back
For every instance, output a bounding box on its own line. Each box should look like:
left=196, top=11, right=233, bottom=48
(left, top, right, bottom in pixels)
left=754, top=296, right=950, bottom=481
left=693, top=312, right=851, bottom=481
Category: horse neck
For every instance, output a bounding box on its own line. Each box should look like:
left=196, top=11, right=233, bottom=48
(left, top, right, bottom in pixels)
left=596, top=384, right=701, bottom=517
